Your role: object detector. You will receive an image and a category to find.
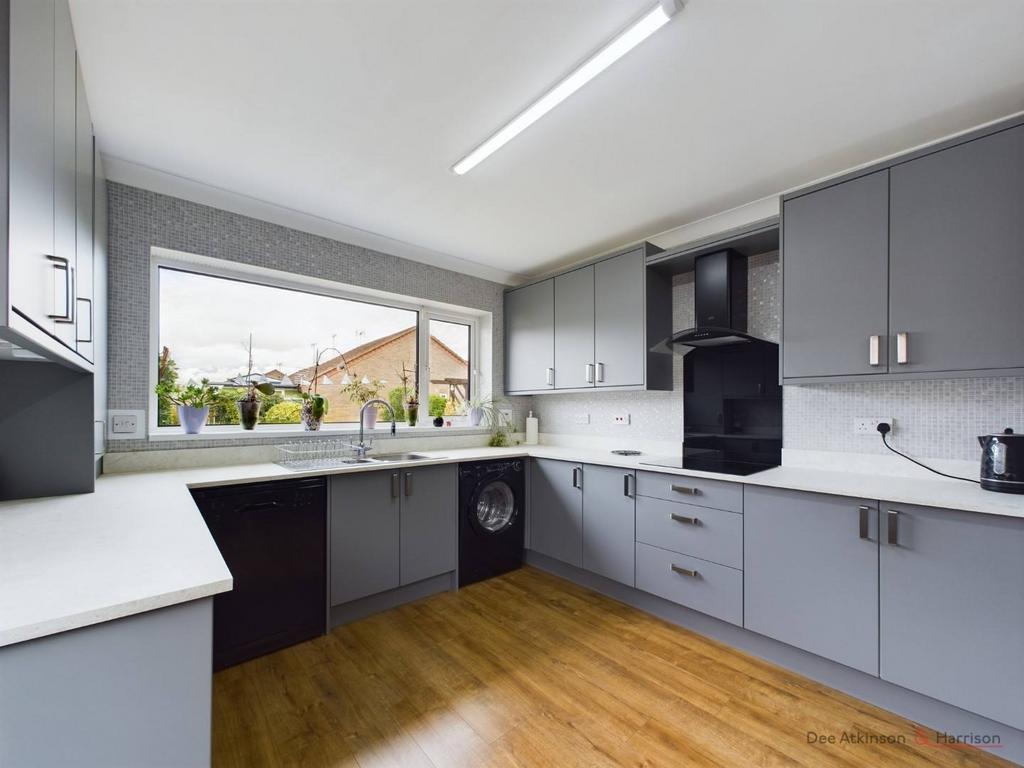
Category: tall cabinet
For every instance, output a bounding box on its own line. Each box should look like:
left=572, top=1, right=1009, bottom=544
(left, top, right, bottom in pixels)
left=782, top=118, right=1024, bottom=382
left=505, top=243, right=671, bottom=395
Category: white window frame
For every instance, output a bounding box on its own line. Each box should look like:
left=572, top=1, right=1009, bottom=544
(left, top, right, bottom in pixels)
left=148, top=247, right=489, bottom=439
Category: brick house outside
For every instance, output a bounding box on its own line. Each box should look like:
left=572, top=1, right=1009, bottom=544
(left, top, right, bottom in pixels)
left=287, top=327, right=469, bottom=423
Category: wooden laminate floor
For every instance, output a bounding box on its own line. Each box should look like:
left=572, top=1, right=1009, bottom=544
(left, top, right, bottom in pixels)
left=212, top=567, right=1011, bottom=768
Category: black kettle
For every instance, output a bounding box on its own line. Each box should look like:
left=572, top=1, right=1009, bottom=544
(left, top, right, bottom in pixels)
left=978, top=428, right=1024, bottom=494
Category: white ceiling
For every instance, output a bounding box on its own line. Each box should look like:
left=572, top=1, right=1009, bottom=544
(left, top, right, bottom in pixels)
left=70, top=0, right=1024, bottom=283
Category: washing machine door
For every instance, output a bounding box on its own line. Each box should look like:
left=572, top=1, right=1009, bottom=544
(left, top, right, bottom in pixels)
left=471, top=479, right=518, bottom=534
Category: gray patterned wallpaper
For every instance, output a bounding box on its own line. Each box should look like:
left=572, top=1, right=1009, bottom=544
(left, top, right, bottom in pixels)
left=529, top=252, right=1024, bottom=461
left=106, top=182, right=519, bottom=452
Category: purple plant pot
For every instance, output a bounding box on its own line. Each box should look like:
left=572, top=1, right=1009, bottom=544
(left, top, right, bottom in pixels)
left=178, top=405, right=209, bottom=435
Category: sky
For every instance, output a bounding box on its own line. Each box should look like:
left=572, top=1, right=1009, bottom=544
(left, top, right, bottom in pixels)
left=159, top=268, right=469, bottom=385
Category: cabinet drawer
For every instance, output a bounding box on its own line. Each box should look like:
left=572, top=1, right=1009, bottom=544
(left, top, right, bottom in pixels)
left=635, top=471, right=742, bottom=513
left=635, top=542, right=742, bottom=626
left=635, top=496, right=742, bottom=569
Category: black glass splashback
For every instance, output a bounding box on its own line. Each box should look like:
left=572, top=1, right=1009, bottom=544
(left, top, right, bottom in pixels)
left=681, top=338, right=782, bottom=472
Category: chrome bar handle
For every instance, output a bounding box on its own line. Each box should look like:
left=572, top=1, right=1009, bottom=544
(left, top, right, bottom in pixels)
left=572, top=466, right=582, bottom=489
left=869, top=335, right=881, bottom=366
left=596, top=362, right=605, bottom=383
left=670, top=484, right=700, bottom=496
left=670, top=512, right=700, bottom=526
left=47, top=255, right=74, bottom=322
left=404, top=472, right=413, bottom=497
left=391, top=472, right=399, bottom=499
left=76, top=297, right=93, bottom=343
left=585, top=363, right=595, bottom=384
left=671, top=564, right=699, bottom=578
left=887, top=510, right=899, bottom=546
left=858, top=505, right=871, bottom=540
left=896, top=332, right=909, bottom=365
left=545, top=367, right=554, bottom=386
left=623, top=473, right=633, bottom=498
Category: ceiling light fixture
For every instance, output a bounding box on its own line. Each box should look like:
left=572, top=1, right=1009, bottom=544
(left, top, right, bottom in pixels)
left=451, top=0, right=684, bottom=176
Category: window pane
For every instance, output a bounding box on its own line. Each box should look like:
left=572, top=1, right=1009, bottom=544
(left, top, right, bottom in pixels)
left=428, top=319, right=471, bottom=419
left=157, top=268, right=417, bottom=426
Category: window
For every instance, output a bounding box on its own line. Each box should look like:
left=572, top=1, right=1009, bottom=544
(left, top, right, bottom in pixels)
left=152, top=254, right=483, bottom=434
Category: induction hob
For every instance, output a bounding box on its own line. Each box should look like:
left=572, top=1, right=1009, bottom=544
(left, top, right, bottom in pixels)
left=640, top=453, right=777, bottom=477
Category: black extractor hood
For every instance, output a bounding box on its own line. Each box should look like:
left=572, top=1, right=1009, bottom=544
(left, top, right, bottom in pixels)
left=671, top=249, right=763, bottom=348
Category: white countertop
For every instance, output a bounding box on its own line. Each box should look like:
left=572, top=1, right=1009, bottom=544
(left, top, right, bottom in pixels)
left=2, top=443, right=1022, bottom=649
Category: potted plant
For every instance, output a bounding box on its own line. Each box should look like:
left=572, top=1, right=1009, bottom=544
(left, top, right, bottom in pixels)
left=299, top=345, right=343, bottom=432
left=465, top=394, right=497, bottom=427
left=395, top=362, right=418, bottom=427
left=406, top=396, right=419, bottom=427
left=155, top=379, right=219, bottom=434
left=236, top=334, right=276, bottom=430
left=342, top=375, right=385, bottom=429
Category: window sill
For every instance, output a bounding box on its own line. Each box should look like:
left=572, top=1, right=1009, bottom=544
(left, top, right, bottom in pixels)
left=147, top=423, right=493, bottom=442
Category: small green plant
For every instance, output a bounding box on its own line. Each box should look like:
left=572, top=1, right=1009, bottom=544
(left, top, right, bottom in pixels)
left=428, top=393, right=447, bottom=418
left=156, top=378, right=219, bottom=409
left=237, top=334, right=276, bottom=404
left=302, top=392, right=329, bottom=420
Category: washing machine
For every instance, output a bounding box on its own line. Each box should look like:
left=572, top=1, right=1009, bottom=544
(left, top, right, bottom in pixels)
left=458, top=458, right=525, bottom=587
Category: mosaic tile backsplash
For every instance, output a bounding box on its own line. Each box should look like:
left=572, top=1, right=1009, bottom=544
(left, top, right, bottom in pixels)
left=106, top=182, right=522, bottom=452
left=529, top=251, right=1024, bottom=461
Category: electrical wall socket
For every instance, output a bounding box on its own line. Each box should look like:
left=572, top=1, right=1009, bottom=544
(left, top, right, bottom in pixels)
left=574, top=413, right=590, bottom=425
left=853, top=417, right=893, bottom=436
left=611, top=414, right=631, bottom=425
left=108, top=410, right=146, bottom=440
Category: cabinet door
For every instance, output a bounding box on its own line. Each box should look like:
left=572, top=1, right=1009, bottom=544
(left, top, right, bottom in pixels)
left=505, top=279, right=554, bottom=392
left=92, top=150, right=108, bottom=459
left=582, top=465, right=635, bottom=586
left=51, top=0, right=77, bottom=349
left=529, top=459, right=583, bottom=567
left=744, top=487, right=879, bottom=675
left=880, top=504, right=1024, bottom=729
left=554, top=266, right=595, bottom=389
left=400, top=464, right=457, bottom=586
left=782, top=171, right=889, bottom=379
left=330, top=471, right=400, bottom=605
left=8, top=0, right=56, bottom=333
left=889, top=125, right=1024, bottom=374
left=594, top=249, right=644, bottom=388
left=74, top=60, right=95, bottom=361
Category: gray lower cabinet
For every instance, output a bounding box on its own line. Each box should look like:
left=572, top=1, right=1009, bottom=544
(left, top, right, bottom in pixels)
left=744, top=487, right=880, bottom=675
left=331, top=466, right=457, bottom=606
left=782, top=170, right=890, bottom=379
left=330, top=471, right=400, bottom=605
left=505, top=278, right=555, bottom=393
left=635, top=495, right=742, bottom=570
left=554, top=266, right=595, bottom=389
left=399, top=465, right=457, bottom=586
left=0, top=599, right=214, bottom=768
left=581, top=465, right=635, bottom=586
left=880, top=503, right=1024, bottom=730
left=529, top=458, right=583, bottom=567
left=888, top=124, right=1024, bottom=375
left=593, top=248, right=644, bottom=388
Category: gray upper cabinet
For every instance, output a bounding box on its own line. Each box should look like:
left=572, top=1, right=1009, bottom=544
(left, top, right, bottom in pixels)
left=889, top=124, right=1024, bottom=375
left=744, top=487, right=879, bottom=675
left=554, top=266, right=595, bottom=389
left=880, top=504, right=1024, bottom=730
left=529, top=458, right=583, bottom=567
left=581, top=465, right=635, bottom=586
left=330, top=471, right=401, bottom=605
left=505, top=243, right=670, bottom=395
left=7, top=0, right=57, bottom=338
left=74, top=59, right=95, bottom=362
left=2, top=0, right=100, bottom=369
left=399, top=465, right=457, bottom=586
left=782, top=170, right=889, bottom=379
left=505, top=278, right=554, bottom=392
left=594, top=248, right=644, bottom=388
left=782, top=115, right=1024, bottom=383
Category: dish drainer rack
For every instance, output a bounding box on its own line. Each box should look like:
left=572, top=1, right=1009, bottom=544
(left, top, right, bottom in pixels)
left=274, top=439, right=372, bottom=470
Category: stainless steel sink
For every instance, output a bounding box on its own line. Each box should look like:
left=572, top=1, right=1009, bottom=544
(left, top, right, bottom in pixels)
left=368, top=453, right=436, bottom=462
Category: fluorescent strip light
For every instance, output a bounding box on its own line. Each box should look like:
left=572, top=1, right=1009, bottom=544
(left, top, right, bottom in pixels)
left=452, top=2, right=680, bottom=175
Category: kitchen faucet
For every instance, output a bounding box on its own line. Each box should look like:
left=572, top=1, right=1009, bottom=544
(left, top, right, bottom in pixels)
left=354, top=399, right=397, bottom=457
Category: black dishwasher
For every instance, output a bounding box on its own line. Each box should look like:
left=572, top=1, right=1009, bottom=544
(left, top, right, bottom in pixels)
left=191, top=477, right=326, bottom=670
